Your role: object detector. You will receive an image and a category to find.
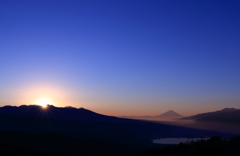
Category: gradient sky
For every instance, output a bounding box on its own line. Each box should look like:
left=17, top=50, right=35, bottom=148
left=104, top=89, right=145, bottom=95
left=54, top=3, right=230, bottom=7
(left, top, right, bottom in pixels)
left=0, top=0, right=239, bottom=116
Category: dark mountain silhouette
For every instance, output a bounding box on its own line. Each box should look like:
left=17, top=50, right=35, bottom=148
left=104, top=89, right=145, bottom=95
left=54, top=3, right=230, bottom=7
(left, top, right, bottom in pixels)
left=0, top=105, right=234, bottom=140
left=156, top=110, right=183, bottom=118
left=0, top=110, right=154, bottom=147
left=220, top=108, right=238, bottom=112
left=182, top=108, right=240, bottom=123
left=0, top=105, right=142, bottom=123
left=122, top=110, right=183, bottom=120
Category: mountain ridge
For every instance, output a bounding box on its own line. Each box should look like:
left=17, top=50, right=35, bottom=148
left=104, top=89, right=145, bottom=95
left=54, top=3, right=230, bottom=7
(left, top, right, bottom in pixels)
left=182, top=108, right=240, bottom=123
left=0, top=105, right=142, bottom=123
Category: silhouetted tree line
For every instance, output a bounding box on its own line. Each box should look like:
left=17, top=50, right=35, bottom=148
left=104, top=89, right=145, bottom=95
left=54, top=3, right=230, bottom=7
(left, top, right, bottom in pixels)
left=143, top=136, right=240, bottom=156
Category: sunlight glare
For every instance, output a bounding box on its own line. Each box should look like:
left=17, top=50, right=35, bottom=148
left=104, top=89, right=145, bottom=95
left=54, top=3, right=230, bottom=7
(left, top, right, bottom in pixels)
left=36, top=99, right=51, bottom=108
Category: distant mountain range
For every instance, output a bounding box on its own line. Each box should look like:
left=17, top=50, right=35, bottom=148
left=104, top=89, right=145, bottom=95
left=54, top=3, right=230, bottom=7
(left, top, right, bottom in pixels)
left=122, top=110, right=183, bottom=120
left=182, top=108, right=240, bottom=123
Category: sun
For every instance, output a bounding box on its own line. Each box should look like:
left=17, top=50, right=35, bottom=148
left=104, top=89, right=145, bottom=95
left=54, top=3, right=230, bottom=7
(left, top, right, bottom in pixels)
left=36, top=99, right=51, bottom=108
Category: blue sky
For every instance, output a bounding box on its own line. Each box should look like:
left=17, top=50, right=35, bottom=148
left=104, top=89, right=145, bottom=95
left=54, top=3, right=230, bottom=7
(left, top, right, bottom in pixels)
left=0, top=0, right=239, bottom=116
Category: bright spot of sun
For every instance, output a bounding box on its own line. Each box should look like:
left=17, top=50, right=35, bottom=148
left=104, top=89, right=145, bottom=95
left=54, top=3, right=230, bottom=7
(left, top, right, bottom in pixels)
left=36, top=99, right=51, bottom=108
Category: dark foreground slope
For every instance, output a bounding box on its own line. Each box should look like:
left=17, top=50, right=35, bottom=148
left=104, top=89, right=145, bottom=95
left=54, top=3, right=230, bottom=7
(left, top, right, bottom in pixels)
left=0, top=144, right=46, bottom=156
left=1, top=132, right=240, bottom=156
left=0, top=131, right=143, bottom=156
left=0, top=112, right=153, bottom=147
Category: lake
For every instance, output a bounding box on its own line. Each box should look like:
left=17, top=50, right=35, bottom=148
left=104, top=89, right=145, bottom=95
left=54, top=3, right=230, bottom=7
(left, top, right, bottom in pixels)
left=152, top=138, right=210, bottom=144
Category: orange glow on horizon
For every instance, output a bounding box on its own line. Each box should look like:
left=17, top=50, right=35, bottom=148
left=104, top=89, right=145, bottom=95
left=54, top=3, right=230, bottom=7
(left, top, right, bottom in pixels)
left=18, top=83, right=73, bottom=108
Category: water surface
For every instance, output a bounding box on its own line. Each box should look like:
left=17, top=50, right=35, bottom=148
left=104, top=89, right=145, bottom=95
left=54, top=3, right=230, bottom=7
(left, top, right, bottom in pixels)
left=153, top=138, right=209, bottom=144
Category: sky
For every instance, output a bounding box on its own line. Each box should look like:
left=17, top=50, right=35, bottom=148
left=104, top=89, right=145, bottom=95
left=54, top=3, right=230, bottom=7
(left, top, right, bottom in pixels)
left=0, top=0, right=239, bottom=116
